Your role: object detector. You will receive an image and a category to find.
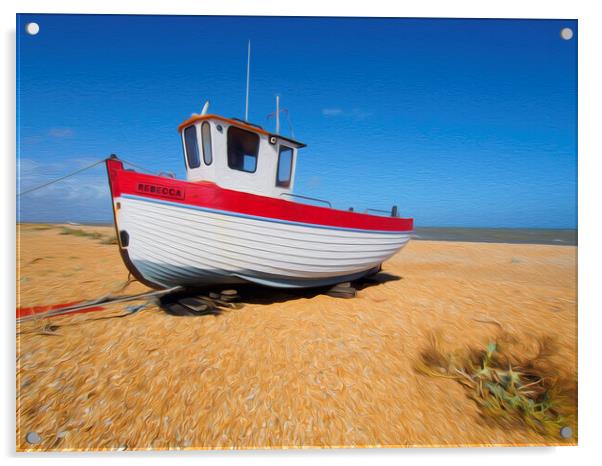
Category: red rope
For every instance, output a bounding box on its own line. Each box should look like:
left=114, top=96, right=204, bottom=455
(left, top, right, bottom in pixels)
left=16, top=301, right=105, bottom=319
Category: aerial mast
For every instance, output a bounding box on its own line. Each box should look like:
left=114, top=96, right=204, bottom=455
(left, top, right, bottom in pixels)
left=245, top=40, right=251, bottom=121
left=276, top=95, right=280, bottom=134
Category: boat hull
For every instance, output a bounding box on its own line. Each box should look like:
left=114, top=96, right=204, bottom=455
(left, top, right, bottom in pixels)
left=106, top=158, right=413, bottom=289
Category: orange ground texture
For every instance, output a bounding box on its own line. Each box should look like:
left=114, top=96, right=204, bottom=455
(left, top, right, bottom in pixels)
left=16, top=224, right=577, bottom=451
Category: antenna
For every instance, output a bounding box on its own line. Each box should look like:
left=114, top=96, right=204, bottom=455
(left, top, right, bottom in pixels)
left=276, top=95, right=280, bottom=134
left=201, top=100, right=210, bottom=116
left=266, top=101, right=295, bottom=138
left=245, top=40, right=251, bottom=121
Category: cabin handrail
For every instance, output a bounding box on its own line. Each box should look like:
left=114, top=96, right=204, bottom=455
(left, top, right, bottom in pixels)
left=280, top=192, right=332, bottom=208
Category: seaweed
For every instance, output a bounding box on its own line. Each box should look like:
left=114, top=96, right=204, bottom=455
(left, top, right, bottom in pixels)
left=416, top=335, right=576, bottom=439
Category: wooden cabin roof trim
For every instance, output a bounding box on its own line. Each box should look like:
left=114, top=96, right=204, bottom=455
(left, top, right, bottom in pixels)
left=177, top=114, right=307, bottom=148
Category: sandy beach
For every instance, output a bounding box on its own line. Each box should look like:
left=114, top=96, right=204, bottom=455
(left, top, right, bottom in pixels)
left=16, top=223, right=577, bottom=450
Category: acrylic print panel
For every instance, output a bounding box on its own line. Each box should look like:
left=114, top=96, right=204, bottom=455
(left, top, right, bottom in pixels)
left=16, top=14, right=577, bottom=451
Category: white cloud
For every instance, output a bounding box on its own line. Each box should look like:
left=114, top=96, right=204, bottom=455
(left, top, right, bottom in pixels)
left=321, top=107, right=372, bottom=120
left=349, top=108, right=372, bottom=120
left=17, top=158, right=42, bottom=174
left=322, top=108, right=343, bottom=116
left=48, top=127, right=75, bottom=138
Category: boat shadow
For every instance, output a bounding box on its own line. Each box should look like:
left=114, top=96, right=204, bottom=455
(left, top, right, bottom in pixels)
left=158, top=271, right=402, bottom=315
left=216, top=271, right=402, bottom=306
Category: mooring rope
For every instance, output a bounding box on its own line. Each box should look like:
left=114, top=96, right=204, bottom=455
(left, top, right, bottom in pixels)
left=17, top=159, right=106, bottom=197
left=17, top=156, right=158, bottom=197
left=17, top=286, right=184, bottom=323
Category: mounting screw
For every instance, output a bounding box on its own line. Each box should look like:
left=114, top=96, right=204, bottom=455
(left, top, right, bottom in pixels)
left=560, top=27, right=574, bottom=41
left=26, top=431, right=41, bottom=444
left=560, top=426, right=573, bottom=438
left=25, top=22, right=40, bottom=35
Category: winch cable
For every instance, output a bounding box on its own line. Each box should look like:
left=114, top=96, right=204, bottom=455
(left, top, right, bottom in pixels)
left=17, top=286, right=184, bottom=323
left=17, top=156, right=158, bottom=197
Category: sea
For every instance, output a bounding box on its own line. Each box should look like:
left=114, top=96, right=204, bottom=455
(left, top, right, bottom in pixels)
left=21, top=222, right=578, bottom=246
left=412, top=227, right=577, bottom=246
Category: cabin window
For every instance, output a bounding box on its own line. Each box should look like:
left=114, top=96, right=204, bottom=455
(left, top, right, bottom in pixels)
left=184, top=125, right=200, bottom=169
left=227, top=126, right=259, bottom=173
left=201, top=122, right=213, bottom=165
left=276, top=145, right=293, bottom=187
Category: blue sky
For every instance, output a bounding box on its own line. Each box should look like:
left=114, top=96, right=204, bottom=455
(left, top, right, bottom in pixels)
left=17, top=15, right=577, bottom=227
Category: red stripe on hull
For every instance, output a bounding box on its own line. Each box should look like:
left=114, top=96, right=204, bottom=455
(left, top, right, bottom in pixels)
left=106, top=159, right=413, bottom=232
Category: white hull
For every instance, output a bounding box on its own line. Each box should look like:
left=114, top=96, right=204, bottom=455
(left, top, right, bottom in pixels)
left=115, top=194, right=411, bottom=288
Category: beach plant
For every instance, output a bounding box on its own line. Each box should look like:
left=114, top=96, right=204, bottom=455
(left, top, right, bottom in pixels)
left=416, top=335, right=575, bottom=439
left=60, top=226, right=102, bottom=240
left=100, top=235, right=118, bottom=245
left=59, top=226, right=116, bottom=245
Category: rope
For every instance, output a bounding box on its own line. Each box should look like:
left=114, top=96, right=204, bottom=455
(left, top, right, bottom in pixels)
left=17, top=286, right=183, bottom=323
left=17, top=156, right=160, bottom=197
left=17, top=159, right=106, bottom=197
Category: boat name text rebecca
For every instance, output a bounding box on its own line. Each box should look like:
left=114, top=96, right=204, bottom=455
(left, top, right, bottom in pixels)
left=136, top=182, right=185, bottom=200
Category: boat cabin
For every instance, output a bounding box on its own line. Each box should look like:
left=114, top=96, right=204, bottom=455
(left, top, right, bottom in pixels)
left=178, top=114, right=306, bottom=198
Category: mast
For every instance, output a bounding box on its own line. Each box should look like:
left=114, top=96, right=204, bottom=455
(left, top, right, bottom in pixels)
left=276, top=95, right=280, bottom=134
left=245, top=40, right=251, bottom=121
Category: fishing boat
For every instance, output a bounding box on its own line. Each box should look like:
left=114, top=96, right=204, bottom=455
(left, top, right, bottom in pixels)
left=105, top=100, right=413, bottom=289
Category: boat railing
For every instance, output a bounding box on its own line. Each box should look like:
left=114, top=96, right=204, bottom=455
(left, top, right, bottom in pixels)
left=364, top=208, right=390, bottom=215
left=280, top=194, right=399, bottom=218
left=280, top=192, right=332, bottom=208
left=365, top=206, right=400, bottom=217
